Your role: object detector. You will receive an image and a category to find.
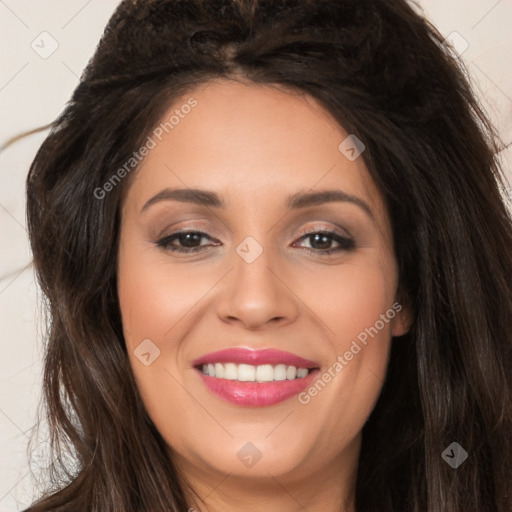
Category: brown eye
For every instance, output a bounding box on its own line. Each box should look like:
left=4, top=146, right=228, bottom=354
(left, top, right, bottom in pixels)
left=294, top=231, right=355, bottom=255
left=156, top=230, right=216, bottom=253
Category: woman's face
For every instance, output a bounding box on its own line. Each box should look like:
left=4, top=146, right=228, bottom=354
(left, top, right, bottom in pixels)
left=118, top=79, right=411, bottom=495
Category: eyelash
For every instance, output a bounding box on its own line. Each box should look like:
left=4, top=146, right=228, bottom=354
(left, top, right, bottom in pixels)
left=155, top=228, right=355, bottom=256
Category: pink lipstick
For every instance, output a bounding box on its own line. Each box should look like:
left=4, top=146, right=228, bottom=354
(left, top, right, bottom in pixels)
left=192, top=348, right=320, bottom=407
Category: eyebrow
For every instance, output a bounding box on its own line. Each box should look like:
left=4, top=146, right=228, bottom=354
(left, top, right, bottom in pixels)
left=141, top=187, right=374, bottom=220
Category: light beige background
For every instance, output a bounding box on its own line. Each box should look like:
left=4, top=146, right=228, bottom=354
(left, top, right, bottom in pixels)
left=0, top=1, right=511, bottom=510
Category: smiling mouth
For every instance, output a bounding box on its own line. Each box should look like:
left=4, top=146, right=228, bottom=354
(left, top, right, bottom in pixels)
left=192, top=347, right=321, bottom=406
left=196, top=362, right=315, bottom=382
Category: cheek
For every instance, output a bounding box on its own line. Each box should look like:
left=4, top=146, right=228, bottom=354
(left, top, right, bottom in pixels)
left=290, top=257, right=397, bottom=442
left=118, top=252, right=209, bottom=348
left=117, top=252, right=210, bottom=449
left=118, top=255, right=203, bottom=391
left=293, top=255, right=397, bottom=349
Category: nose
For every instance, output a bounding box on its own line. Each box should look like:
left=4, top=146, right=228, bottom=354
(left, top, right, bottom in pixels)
left=215, top=242, right=300, bottom=331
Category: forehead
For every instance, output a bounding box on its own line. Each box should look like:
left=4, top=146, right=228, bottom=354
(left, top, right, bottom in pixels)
left=124, top=78, right=386, bottom=220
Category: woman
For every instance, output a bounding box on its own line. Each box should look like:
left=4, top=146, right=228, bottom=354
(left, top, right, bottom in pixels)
left=24, top=0, right=512, bottom=511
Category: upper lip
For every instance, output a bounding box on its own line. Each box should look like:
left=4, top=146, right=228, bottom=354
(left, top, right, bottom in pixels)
left=192, top=348, right=319, bottom=368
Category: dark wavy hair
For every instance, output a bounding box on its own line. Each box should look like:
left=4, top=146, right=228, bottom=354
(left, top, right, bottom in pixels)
left=23, top=0, right=512, bottom=511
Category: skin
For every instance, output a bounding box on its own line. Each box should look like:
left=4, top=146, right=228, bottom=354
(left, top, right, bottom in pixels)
left=118, top=78, right=413, bottom=512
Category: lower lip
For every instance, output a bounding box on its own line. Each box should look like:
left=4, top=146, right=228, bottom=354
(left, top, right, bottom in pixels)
left=196, top=368, right=319, bottom=407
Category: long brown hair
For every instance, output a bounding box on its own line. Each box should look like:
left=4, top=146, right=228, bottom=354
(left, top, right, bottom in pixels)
left=24, top=1, right=512, bottom=511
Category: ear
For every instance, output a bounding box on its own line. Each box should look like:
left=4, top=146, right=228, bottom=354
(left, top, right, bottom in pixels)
left=390, top=295, right=414, bottom=337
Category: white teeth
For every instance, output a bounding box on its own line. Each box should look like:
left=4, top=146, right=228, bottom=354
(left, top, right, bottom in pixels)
left=224, top=362, right=238, bottom=380
left=297, top=368, right=309, bottom=378
left=214, top=363, right=224, bottom=379
left=238, top=364, right=256, bottom=381
left=256, top=364, right=274, bottom=382
left=274, top=364, right=287, bottom=381
left=286, top=365, right=297, bottom=380
left=201, top=363, right=311, bottom=381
